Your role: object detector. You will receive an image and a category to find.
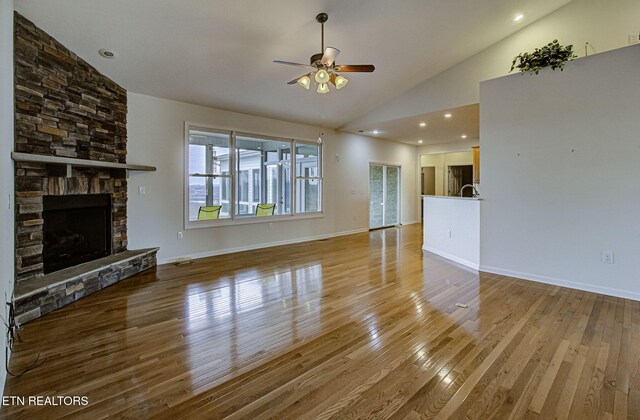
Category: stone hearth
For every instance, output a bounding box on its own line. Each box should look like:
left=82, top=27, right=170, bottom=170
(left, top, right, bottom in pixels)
left=14, top=248, right=158, bottom=325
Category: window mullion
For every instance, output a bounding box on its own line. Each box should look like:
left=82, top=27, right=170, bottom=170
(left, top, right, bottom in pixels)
left=205, top=145, right=213, bottom=206
left=261, top=150, right=266, bottom=205
left=231, top=131, right=237, bottom=220
left=318, top=143, right=323, bottom=178
left=292, top=140, right=297, bottom=216
left=277, top=148, right=283, bottom=212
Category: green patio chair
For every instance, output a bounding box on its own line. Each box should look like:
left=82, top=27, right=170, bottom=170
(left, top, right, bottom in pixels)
left=255, top=203, right=276, bottom=216
left=198, top=205, right=222, bottom=220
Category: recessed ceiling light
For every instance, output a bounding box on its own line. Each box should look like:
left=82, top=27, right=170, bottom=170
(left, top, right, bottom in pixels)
left=419, top=122, right=427, bottom=127
left=513, top=14, right=524, bottom=22
left=418, top=140, right=423, bottom=144
left=461, top=134, right=468, bottom=139
left=444, top=113, right=452, bottom=118
left=98, top=48, right=116, bottom=59
left=372, top=130, right=380, bottom=135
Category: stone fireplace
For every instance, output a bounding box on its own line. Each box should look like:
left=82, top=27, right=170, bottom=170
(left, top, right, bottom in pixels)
left=12, top=13, right=157, bottom=324
left=15, top=164, right=128, bottom=282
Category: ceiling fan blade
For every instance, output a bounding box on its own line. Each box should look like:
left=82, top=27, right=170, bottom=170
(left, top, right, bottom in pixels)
left=321, top=47, right=340, bottom=66
left=274, top=60, right=312, bottom=68
left=334, top=64, right=375, bottom=72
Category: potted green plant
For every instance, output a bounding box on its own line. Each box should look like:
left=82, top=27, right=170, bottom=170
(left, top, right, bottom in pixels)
left=510, top=40, right=577, bottom=75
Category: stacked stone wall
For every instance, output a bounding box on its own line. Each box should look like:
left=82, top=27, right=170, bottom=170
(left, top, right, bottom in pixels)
left=14, top=13, right=129, bottom=282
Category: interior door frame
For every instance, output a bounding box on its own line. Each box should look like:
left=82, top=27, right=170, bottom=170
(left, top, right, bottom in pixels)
left=446, top=164, right=456, bottom=197
left=420, top=164, right=436, bottom=220
left=420, top=165, right=436, bottom=195
left=447, top=164, right=473, bottom=197
left=368, top=161, right=402, bottom=230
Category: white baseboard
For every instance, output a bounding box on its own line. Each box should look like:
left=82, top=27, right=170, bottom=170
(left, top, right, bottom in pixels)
left=480, top=265, right=640, bottom=302
left=423, top=245, right=479, bottom=271
left=159, top=228, right=369, bottom=265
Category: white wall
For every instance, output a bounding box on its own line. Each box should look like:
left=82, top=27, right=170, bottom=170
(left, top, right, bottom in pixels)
left=126, top=93, right=418, bottom=263
left=480, top=44, right=640, bottom=300
left=0, top=0, right=14, bottom=397
left=345, top=0, right=640, bottom=130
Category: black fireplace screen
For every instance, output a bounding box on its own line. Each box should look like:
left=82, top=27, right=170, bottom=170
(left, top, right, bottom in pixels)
left=43, top=194, right=112, bottom=274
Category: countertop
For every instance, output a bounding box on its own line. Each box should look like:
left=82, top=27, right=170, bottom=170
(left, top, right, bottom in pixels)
left=422, top=195, right=482, bottom=201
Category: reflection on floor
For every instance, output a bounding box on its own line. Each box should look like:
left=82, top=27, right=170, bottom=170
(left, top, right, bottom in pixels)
left=3, top=225, right=639, bottom=418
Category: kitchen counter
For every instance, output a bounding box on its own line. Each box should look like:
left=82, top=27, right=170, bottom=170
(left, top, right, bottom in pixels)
left=422, top=196, right=480, bottom=270
left=421, top=195, right=482, bottom=201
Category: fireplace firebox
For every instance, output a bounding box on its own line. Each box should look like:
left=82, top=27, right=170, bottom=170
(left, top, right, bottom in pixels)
left=43, top=194, right=112, bottom=274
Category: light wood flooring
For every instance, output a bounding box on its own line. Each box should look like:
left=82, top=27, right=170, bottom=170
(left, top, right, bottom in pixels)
left=3, top=225, right=639, bottom=419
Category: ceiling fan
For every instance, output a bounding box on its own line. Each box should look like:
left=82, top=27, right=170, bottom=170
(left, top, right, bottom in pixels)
left=274, top=13, right=375, bottom=94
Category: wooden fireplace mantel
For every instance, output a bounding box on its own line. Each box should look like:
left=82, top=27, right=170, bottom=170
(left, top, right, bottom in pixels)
left=11, top=152, right=156, bottom=177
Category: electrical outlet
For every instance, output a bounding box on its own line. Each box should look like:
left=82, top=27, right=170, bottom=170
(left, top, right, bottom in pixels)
left=629, top=31, right=640, bottom=44
left=138, top=185, right=146, bottom=195
left=177, top=231, right=183, bottom=240
left=602, top=251, right=614, bottom=264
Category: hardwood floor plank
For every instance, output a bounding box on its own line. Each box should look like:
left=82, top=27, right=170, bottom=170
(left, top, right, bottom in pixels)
left=529, top=339, right=570, bottom=413
left=1, top=225, right=638, bottom=419
left=433, top=296, right=545, bottom=419
left=485, top=291, right=579, bottom=419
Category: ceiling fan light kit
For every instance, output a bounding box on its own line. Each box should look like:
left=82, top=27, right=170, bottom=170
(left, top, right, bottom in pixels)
left=275, top=13, right=375, bottom=94
left=330, top=73, right=348, bottom=89
left=297, top=74, right=311, bottom=89
left=315, top=69, right=330, bottom=84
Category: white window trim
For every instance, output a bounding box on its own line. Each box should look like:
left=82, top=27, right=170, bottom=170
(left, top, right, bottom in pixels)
left=184, top=121, right=324, bottom=230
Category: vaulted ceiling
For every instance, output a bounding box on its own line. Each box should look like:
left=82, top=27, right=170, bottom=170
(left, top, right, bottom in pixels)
left=16, top=0, right=572, bottom=140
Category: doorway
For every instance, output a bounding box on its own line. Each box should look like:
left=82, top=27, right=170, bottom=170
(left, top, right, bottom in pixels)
left=448, top=165, right=473, bottom=197
left=421, top=166, right=436, bottom=195
left=369, top=164, right=401, bottom=229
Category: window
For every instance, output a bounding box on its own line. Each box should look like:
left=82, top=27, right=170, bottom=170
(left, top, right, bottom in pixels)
left=295, top=143, right=322, bottom=213
left=236, top=135, right=292, bottom=217
left=185, top=123, right=322, bottom=228
left=187, top=128, right=231, bottom=221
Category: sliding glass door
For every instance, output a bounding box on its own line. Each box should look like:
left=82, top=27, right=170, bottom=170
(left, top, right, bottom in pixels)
left=369, top=164, right=401, bottom=229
